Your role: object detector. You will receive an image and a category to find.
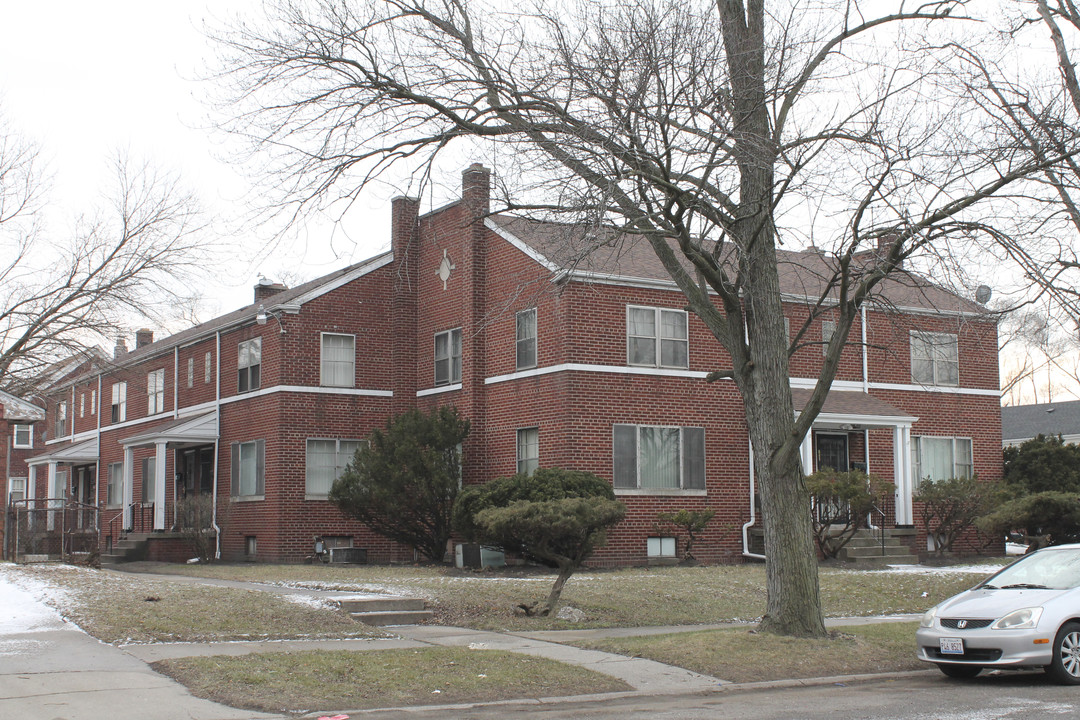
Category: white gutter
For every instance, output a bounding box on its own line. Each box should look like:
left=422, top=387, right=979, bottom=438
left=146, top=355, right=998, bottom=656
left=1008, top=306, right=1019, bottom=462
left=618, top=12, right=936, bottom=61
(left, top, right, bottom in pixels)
left=212, top=331, right=222, bottom=560
left=741, top=436, right=765, bottom=561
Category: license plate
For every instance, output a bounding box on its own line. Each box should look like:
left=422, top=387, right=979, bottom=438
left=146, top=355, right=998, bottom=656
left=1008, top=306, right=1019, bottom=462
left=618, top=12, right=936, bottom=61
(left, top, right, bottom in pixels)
left=940, top=637, right=964, bottom=655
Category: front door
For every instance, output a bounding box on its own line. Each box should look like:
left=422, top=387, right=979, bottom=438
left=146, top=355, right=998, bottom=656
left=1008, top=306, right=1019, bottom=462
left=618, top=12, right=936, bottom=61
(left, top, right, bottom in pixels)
left=816, top=433, right=850, bottom=473
left=176, top=446, right=215, bottom=498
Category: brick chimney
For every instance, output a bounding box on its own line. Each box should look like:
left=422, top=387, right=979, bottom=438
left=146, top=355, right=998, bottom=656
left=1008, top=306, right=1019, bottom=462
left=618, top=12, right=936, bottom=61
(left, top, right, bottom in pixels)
left=391, top=195, right=421, bottom=414
left=114, top=337, right=128, bottom=359
left=461, top=163, right=491, bottom=218
left=254, top=277, right=288, bottom=303
left=135, top=328, right=154, bottom=349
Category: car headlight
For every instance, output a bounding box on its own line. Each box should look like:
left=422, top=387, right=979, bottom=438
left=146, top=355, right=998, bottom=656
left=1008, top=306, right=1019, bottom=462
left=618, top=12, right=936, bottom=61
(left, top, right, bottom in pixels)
left=991, top=607, right=1043, bottom=630
left=920, top=606, right=938, bottom=628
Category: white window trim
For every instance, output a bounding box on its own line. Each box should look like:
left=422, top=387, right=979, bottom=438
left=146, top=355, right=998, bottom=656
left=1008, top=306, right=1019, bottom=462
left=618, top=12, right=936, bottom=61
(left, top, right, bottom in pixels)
left=613, top=424, right=706, bottom=493
left=107, top=462, right=124, bottom=508
left=434, top=328, right=463, bottom=387
left=147, top=368, right=166, bottom=415
left=910, top=330, right=959, bottom=387
left=320, top=332, right=356, bottom=388
left=238, top=338, right=262, bottom=393
left=912, top=435, right=973, bottom=487
left=111, top=382, right=127, bottom=423
left=516, top=308, right=538, bottom=371
left=821, top=319, right=836, bottom=356
left=231, top=438, right=265, bottom=499
left=516, top=426, right=539, bottom=476
left=305, top=437, right=366, bottom=499
left=626, top=305, right=689, bottom=369
left=12, top=423, right=33, bottom=449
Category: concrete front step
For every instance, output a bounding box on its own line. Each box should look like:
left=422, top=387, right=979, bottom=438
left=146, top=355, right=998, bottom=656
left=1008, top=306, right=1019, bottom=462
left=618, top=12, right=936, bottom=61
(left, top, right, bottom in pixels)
left=335, top=595, right=432, bottom=625
left=337, top=597, right=427, bottom=613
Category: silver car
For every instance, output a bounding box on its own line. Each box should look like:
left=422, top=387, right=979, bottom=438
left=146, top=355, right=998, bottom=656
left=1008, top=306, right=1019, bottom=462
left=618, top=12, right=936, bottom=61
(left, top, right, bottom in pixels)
left=917, top=543, right=1080, bottom=684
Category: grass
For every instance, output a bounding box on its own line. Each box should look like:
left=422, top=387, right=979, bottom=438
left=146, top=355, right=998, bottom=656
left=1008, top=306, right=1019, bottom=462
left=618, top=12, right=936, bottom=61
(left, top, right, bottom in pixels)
left=135, top=558, right=1005, bottom=631
left=155, top=648, right=632, bottom=714
left=573, top=622, right=924, bottom=683
left=10, top=564, right=379, bottom=644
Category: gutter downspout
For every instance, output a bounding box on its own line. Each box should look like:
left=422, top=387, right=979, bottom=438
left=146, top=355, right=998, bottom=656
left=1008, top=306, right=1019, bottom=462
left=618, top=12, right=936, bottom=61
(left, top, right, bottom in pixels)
left=742, top=435, right=766, bottom=561
left=173, top=347, right=179, bottom=418
left=212, top=332, right=221, bottom=560
left=861, top=304, right=869, bottom=394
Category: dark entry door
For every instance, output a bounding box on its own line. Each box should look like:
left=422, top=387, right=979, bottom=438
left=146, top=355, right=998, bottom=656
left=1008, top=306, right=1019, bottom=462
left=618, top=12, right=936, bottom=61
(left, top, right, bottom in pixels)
left=816, top=434, right=850, bottom=473
left=177, top=446, right=215, bottom=497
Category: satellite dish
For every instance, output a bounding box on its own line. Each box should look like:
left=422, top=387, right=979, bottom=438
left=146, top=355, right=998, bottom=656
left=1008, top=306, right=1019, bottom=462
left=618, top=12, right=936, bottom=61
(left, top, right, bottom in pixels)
left=975, top=285, right=992, bottom=304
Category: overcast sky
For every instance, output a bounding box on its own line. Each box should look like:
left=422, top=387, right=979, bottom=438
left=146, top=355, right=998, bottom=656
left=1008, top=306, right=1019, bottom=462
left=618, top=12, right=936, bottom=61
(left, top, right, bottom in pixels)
left=0, top=0, right=393, bottom=317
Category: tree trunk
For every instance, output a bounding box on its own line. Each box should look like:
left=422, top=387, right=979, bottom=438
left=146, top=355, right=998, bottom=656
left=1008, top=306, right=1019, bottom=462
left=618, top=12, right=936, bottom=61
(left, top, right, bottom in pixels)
left=539, top=561, right=576, bottom=616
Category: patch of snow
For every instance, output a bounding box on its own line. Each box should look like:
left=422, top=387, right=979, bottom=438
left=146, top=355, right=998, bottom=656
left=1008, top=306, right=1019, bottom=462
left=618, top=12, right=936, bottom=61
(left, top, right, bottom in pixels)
left=876, top=564, right=1001, bottom=575
left=280, top=593, right=337, bottom=611
left=0, top=565, right=69, bottom=634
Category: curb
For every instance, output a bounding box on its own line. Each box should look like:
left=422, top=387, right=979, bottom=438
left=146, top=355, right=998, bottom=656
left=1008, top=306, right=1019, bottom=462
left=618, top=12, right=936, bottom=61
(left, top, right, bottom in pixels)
left=300, top=669, right=938, bottom=717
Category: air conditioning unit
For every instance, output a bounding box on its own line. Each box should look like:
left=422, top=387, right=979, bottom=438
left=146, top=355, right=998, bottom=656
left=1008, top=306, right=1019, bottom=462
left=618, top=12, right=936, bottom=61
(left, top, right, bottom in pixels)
left=455, top=543, right=505, bottom=569
left=329, top=547, right=367, bottom=564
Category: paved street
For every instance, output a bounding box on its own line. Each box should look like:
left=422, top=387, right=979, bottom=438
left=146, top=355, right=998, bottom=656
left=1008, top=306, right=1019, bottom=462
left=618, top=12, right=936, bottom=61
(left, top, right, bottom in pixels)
left=352, top=673, right=1080, bottom=719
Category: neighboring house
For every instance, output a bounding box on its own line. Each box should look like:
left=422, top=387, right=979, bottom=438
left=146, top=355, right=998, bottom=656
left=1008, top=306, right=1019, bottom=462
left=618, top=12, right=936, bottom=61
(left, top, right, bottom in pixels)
left=1, top=389, right=46, bottom=543
left=28, top=164, right=1003, bottom=564
left=1002, top=400, right=1080, bottom=447
left=1, top=389, right=45, bottom=506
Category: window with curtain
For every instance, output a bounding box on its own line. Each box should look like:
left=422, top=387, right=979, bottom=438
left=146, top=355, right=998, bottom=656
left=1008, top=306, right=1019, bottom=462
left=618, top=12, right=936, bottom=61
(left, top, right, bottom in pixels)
left=238, top=338, right=262, bottom=392
left=107, top=462, right=124, bottom=506
left=147, top=368, right=165, bottom=414
left=913, top=436, right=973, bottom=486
left=141, top=457, right=156, bottom=503
left=305, top=438, right=365, bottom=496
left=320, top=333, right=356, bottom=387
left=434, top=328, right=462, bottom=386
left=111, top=382, right=126, bottom=423
left=516, top=427, right=539, bottom=475
left=613, top=424, right=705, bottom=490
left=231, top=439, right=265, bottom=497
left=516, top=309, right=537, bottom=370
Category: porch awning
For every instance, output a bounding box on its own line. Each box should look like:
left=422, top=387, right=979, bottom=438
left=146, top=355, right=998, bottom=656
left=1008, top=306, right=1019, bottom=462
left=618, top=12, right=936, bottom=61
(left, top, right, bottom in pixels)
left=27, top=437, right=100, bottom=466
left=121, top=411, right=218, bottom=448
left=792, top=389, right=918, bottom=428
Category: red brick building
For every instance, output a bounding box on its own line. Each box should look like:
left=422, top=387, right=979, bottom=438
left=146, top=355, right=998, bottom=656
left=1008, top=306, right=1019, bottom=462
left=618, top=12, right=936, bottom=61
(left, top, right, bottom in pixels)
left=27, top=164, right=1002, bottom=563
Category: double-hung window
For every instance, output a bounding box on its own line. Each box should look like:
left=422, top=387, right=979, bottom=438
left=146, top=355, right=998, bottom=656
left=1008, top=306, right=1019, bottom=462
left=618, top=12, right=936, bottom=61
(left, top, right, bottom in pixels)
left=147, top=368, right=165, bottom=414
left=434, top=328, right=462, bottom=386
left=54, top=401, right=67, bottom=438
left=111, top=382, right=127, bottom=423
left=305, top=438, right=365, bottom=497
left=320, top=333, right=355, bottom=387
left=516, top=427, right=539, bottom=476
left=204, top=352, right=212, bottom=384
left=107, top=462, right=124, bottom=506
left=238, top=338, right=262, bottom=393
left=910, top=331, right=959, bottom=386
left=187, top=357, right=194, bottom=388
left=231, top=439, right=265, bottom=498
left=613, top=424, right=705, bottom=490
left=516, top=309, right=537, bottom=370
left=627, top=306, right=688, bottom=368
left=912, top=436, right=973, bottom=487
left=13, top=424, right=32, bottom=448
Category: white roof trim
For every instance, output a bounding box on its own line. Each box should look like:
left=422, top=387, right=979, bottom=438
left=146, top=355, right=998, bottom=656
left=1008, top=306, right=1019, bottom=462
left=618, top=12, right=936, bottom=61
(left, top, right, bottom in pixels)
left=281, top=252, right=393, bottom=309
left=27, top=437, right=100, bottom=466
left=0, top=389, right=45, bottom=421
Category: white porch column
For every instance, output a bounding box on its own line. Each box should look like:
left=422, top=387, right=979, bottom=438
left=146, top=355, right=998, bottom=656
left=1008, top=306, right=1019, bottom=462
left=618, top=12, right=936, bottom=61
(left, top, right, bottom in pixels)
left=894, top=425, right=914, bottom=525
left=27, top=465, right=37, bottom=501
left=123, top=446, right=134, bottom=529
left=799, top=431, right=814, bottom=475
left=46, top=462, right=58, bottom=530
left=154, top=442, right=167, bottom=530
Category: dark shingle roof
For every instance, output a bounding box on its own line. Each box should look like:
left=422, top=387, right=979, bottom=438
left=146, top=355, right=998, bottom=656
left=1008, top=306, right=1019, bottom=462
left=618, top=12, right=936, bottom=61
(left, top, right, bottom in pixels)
left=1002, top=401, right=1080, bottom=442
left=490, top=216, right=985, bottom=315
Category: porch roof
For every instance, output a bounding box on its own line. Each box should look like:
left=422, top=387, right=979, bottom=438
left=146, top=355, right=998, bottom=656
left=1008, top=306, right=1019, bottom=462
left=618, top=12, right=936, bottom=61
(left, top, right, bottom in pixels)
left=27, top=437, right=99, bottom=466
left=121, top=411, right=218, bottom=448
left=792, top=389, right=918, bottom=428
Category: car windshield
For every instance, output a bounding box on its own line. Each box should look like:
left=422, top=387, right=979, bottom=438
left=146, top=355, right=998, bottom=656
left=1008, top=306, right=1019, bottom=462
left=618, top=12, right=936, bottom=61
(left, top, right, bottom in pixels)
left=981, top=547, right=1080, bottom=590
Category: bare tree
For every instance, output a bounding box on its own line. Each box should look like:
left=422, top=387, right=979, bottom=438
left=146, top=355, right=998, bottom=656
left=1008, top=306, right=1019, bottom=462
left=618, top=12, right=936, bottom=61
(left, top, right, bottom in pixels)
left=210, top=0, right=1074, bottom=636
left=0, top=125, right=211, bottom=391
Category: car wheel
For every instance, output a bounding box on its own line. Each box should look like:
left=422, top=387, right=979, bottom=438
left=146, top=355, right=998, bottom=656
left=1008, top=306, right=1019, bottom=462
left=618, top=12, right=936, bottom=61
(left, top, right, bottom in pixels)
left=1047, top=621, right=1080, bottom=685
left=936, top=663, right=982, bottom=679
